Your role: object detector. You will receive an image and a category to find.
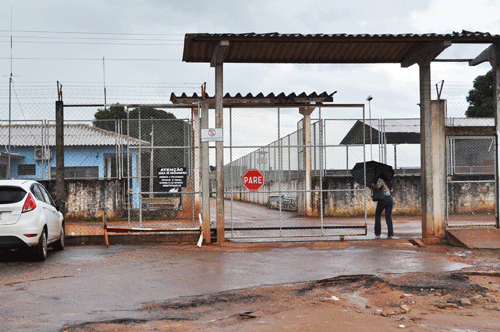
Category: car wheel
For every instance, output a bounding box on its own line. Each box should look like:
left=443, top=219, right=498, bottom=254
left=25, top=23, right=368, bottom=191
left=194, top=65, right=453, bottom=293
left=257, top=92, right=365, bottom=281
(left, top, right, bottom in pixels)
left=53, top=224, right=65, bottom=251
left=33, top=230, right=47, bottom=261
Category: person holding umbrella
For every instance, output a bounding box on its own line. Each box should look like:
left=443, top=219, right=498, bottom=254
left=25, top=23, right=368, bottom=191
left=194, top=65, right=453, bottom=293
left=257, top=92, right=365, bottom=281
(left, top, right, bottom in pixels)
left=371, top=173, right=394, bottom=238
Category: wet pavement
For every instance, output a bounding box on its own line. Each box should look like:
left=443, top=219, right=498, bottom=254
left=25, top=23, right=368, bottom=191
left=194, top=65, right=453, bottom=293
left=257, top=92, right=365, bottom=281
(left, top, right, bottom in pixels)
left=1, top=239, right=498, bottom=332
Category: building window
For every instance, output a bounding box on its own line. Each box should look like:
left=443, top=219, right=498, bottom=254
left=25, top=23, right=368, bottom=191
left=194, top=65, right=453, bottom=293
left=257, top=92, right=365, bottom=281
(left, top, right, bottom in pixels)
left=18, top=164, right=36, bottom=176
left=50, top=166, right=99, bottom=179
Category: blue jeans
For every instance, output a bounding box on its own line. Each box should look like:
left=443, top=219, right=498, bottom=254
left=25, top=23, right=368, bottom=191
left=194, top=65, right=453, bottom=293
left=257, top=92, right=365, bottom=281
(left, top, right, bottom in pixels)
left=375, top=195, right=394, bottom=237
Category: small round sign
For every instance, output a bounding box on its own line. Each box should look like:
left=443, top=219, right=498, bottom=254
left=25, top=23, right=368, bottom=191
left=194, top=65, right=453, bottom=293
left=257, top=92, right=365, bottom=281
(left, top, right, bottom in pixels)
left=242, top=169, right=264, bottom=191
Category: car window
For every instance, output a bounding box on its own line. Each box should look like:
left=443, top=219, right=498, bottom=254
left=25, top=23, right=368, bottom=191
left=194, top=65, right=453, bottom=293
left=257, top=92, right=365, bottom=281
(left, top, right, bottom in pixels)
left=30, top=184, right=45, bottom=202
left=0, top=186, right=27, bottom=204
left=38, top=184, right=55, bottom=206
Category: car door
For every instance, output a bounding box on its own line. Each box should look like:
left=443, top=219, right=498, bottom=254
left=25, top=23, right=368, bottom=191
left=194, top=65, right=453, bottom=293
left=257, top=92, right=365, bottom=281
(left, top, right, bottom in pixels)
left=34, top=184, right=61, bottom=241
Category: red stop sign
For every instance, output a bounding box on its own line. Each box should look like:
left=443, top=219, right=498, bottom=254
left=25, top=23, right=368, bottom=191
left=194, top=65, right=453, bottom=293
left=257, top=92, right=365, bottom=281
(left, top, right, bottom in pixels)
left=242, top=169, right=264, bottom=191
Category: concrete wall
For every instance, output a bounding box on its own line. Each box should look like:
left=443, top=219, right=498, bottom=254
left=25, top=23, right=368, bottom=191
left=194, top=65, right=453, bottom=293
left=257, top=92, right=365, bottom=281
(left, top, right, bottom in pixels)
left=41, top=175, right=494, bottom=220
left=43, top=179, right=125, bottom=220
left=227, top=175, right=496, bottom=217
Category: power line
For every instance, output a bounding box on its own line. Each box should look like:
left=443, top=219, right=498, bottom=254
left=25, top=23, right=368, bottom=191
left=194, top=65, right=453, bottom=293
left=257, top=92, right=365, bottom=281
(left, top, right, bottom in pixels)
left=0, top=57, right=181, bottom=61
left=0, top=29, right=185, bottom=36
left=0, top=40, right=183, bottom=46
left=0, top=35, right=184, bottom=42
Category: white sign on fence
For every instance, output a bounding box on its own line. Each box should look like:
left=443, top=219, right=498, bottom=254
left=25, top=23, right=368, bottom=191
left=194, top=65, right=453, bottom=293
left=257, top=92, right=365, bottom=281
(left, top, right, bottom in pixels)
left=201, top=128, right=223, bottom=142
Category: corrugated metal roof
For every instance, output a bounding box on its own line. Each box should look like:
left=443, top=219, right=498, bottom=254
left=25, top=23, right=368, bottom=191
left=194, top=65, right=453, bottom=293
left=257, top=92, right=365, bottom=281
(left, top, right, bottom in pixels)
left=170, top=91, right=335, bottom=105
left=0, top=124, right=149, bottom=147
left=183, top=31, right=500, bottom=65
left=341, top=118, right=495, bottom=144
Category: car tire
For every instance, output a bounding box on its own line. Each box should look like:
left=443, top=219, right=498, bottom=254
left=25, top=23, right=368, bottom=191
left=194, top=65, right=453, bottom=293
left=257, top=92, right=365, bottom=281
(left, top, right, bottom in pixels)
left=33, top=230, right=47, bottom=261
left=53, top=224, right=65, bottom=251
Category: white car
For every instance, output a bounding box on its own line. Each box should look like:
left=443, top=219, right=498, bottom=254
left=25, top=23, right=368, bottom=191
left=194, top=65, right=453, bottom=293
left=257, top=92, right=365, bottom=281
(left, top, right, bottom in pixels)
left=0, top=179, right=65, bottom=261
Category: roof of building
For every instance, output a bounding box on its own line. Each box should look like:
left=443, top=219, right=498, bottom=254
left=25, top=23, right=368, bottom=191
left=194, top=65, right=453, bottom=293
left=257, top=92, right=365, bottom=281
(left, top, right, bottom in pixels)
left=170, top=91, right=336, bottom=106
left=340, top=118, right=494, bottom=145
left=0, top=124, right=149, bottom=147
left=183, top=31, right=500, bottom=66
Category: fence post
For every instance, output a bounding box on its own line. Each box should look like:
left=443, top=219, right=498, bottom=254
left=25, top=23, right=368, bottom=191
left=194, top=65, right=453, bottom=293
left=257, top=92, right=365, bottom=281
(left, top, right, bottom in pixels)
left=55, top=100, right=65, bottom=204
left=201, top=102, right=211, bottom=243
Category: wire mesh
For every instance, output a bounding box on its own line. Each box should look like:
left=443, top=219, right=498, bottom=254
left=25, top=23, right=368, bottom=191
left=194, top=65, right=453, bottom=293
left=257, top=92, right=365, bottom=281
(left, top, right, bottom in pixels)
left=223, top=105, right=368, bottom=239
left=446, top=136, right=497, bottom=228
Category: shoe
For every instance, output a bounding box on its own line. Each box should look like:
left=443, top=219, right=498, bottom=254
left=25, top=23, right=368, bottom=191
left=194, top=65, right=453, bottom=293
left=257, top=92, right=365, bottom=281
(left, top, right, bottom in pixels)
left=375, top=234, right=380, bottom=237
left=387, top=235, right=393, bottom=239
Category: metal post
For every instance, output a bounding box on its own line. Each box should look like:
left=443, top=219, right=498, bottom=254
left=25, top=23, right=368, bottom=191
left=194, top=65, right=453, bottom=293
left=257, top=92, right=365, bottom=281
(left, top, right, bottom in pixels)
left=215, top=63, right=225, bottom=243
left=192, top=107, right=201, bottom=217
left=149, top=119, right=154, bottom=199
left=138, top=108, right=142, bottom=227
left=493, top=44, right=500, bottom=228
left=126, top=107, right=131, bottom=226
left=200, top=102, right=211, bottom=243
left=367, top=95, right=373, bottom=160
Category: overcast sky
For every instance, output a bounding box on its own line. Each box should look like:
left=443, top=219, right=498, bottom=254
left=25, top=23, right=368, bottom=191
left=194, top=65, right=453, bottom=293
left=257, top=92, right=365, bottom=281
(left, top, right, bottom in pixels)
left=0, top=0, right=498, bottom=122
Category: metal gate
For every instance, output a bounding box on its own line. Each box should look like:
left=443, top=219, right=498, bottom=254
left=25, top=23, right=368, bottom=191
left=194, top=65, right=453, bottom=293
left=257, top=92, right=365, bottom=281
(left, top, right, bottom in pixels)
left=123, top=106, right=199, bottom=229
left=446, top=136, right=498, bottom=228
left=221, top=104, right=369, bottom=239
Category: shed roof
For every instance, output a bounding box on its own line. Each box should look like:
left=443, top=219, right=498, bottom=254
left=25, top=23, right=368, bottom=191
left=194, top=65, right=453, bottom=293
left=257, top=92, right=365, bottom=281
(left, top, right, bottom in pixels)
left=340, top=118, right=495, bottom=145
left=170, top=91, right=335, bottom=106
left=0, top=124, right=149, bottom=147
left=183, top=31, right=500, bottom=66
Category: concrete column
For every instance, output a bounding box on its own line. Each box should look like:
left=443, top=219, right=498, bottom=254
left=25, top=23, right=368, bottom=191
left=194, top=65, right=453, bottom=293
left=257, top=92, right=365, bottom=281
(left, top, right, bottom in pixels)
left=299, top=106, right=315, bottom=216
left=55, top=100, right=65, bottom=203
left=420, top=63, right=446, bottom=238
left=200, top=102, right=211, bottom=243
left=192, top=107, right=201, bottom=216
left=215, top=63, right=225, bottom=243
left=430, top=100, right=446, bottom=237
left=420, top=62, right=433, bottom=238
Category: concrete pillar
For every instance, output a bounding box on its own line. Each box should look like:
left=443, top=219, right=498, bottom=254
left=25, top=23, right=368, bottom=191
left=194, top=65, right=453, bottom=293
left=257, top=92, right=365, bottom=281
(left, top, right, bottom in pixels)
left=192, top=107, right=201, bottom=216
left=420, top=63, right=446, bottom=238
left=215, top=63, right=225, bottom=243
left=55, top=100, right=65, bottom=203
left=299, top=106, right=315, bottom=216
left=430, top=100, right=446, bottom=237
left=200, top=102, right=211, bottom=243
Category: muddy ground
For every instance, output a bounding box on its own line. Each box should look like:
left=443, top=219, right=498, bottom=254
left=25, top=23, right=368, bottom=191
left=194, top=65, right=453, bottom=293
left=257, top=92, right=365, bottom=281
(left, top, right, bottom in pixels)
left=62, top=244, right=500, bottom=332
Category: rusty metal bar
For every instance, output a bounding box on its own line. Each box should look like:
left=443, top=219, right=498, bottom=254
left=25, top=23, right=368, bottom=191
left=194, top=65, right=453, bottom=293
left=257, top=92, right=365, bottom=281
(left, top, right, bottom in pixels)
left=104, top=227, right=201, bottom=232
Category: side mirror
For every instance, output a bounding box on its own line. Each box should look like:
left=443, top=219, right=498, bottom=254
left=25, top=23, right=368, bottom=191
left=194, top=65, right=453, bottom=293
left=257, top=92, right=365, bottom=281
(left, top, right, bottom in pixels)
left=55, top=200, right=66, bottom=211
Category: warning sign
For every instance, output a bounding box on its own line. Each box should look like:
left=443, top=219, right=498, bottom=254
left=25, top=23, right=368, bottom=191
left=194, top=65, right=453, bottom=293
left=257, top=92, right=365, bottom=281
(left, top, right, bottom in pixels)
left=242, top=169, right=264, bottom=191
left=157, top=167, right=187, bottom=191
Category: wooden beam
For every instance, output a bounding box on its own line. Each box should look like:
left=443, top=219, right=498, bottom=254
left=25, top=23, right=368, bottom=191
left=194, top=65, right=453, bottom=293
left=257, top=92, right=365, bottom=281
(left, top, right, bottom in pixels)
left=210, top=40, right=229, bottom=67
left=401, top=41, right=451, bottom=68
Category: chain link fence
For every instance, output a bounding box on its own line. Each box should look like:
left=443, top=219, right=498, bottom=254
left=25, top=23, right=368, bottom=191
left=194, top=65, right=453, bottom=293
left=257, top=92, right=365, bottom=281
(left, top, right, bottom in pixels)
left=223, top=105, right=369, bottom=239
left=1, top=85, right=497, bottom=241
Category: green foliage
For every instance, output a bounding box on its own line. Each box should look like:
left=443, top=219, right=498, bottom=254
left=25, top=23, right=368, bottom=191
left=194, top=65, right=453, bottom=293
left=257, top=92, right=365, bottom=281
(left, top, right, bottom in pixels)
left=93, top=104, right=127, bottom=131
left=465, top=70, right=494, bottom=117
left=93, top=105, right=191, bottom=189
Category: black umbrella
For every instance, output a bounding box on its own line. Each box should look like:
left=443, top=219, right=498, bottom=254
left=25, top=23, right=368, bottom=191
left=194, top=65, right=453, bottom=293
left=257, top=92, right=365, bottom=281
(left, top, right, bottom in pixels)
left=350, top=161, right=394, bottom=188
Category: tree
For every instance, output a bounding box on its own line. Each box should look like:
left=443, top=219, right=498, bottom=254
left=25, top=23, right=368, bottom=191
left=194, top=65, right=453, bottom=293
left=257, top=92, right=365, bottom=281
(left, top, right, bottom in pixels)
left=93, top=106, right=191, bottom=192
left=465, top=69, right=494, bottom=117
left=93, top=104, right=127, bottom=131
